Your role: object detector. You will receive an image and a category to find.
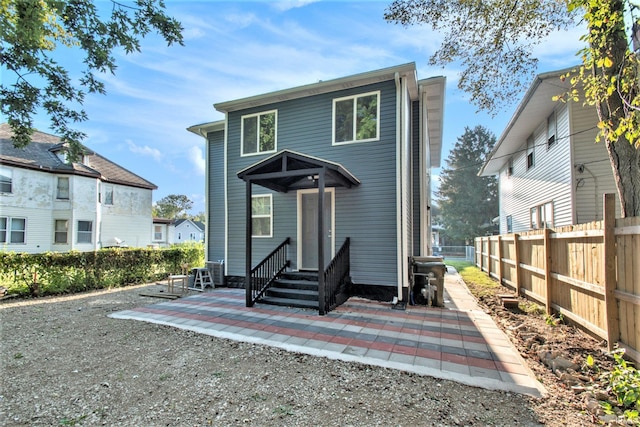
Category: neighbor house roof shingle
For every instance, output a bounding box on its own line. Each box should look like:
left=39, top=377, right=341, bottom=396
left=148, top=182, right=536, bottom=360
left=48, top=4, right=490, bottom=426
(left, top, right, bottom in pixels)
left=0, top=123, right=157, bottom=190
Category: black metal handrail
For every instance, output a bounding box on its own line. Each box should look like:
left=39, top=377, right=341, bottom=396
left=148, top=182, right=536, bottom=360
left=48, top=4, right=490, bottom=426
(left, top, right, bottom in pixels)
left=322, top=237, right=350, bottom=314
left=247, top=238, right=290, bottom=307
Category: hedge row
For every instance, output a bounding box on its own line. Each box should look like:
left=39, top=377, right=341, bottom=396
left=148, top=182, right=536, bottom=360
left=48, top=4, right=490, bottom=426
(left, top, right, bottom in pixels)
left=0, top=243, right=204, bottom=297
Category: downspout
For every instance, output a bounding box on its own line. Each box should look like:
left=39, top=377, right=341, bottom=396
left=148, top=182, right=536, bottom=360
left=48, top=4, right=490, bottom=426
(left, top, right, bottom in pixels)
left=394, top=72, right=403, bottom=302
left=196, top=126, right=210, bottom=262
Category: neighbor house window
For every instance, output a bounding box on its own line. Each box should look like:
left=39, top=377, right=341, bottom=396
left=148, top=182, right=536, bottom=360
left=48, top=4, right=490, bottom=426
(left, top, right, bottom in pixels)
left=154, top=225, right=163, bottom=241
left=0, top=217, right=26, bottom=244
left=0, top=167, right=12, bottom=193
left=526, top=135, right=535, bottom=170
left=530, top=202, right=554, bottom=229
left=506, top=215, right=513, bottom=233
left=56, top=177, right=69, bottom=199
left=190, top=232, right=196, bottom=240
left=333, top=91, right=380, bottom=144
left=547, top=111, right=557, bottom=148
left=103, top=185, right=113, bottom=205
left=241, top=110, right=277, bottom=156
left=77, top=220, right=93, bottom=243
left=54, top=219, right=68, bottom=244
left=252, top=194, right=272, bottom=237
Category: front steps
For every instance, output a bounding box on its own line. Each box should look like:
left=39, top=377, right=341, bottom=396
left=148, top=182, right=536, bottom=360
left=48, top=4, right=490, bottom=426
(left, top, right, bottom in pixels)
left=259, top=271, right=319, bottom=309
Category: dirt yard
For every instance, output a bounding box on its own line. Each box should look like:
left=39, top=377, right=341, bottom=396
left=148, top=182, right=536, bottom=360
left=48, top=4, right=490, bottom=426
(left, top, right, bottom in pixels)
left=0, top=281, right=618, bottom=426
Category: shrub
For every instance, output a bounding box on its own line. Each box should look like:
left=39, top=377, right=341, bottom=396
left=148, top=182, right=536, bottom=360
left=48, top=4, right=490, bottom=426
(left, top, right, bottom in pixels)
left=0, top=243, right=204, bottom=297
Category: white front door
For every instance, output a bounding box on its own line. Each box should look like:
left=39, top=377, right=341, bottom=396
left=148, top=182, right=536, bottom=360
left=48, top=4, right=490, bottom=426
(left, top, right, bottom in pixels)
left=297, top=188, right=334, bottom=270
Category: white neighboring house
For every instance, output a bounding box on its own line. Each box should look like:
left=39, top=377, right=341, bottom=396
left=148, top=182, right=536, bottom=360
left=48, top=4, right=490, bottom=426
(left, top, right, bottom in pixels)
left=0, top=123, right=157, bottom=253
left=170, top=219, right=204, bottom=244
left=479, top=68, right=620, bottom=234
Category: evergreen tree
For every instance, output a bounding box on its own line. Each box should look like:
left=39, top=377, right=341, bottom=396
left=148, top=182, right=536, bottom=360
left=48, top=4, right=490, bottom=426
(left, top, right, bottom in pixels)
left=437, top=126, right=498, bottom=244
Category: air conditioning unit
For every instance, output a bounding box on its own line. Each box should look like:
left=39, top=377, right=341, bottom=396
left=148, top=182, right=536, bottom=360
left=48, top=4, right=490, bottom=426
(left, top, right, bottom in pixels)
left=206, top=261, right=225, bottom=286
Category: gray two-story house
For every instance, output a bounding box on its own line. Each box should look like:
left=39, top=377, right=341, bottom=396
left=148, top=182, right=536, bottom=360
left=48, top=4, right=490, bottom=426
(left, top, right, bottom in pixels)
left=189, top=63, right=445, bottom=314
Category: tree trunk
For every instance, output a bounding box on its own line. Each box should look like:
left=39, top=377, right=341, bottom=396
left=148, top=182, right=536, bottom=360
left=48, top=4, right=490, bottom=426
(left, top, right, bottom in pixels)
left=593, top=0, right=640, bottom=217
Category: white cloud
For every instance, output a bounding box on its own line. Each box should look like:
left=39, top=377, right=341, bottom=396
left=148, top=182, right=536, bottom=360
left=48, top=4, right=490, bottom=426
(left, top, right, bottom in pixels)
left=126, top=140, right=162, bottom=162
left=271, top=0, right=320, bottom=12
left=188, top=145, right=206, bottom=176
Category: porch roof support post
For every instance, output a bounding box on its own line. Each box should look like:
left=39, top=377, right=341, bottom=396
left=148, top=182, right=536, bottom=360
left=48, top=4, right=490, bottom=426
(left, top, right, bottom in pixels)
left=318, top=169, right=326, bottom=315
left=245, top=179, right=253, bottom=307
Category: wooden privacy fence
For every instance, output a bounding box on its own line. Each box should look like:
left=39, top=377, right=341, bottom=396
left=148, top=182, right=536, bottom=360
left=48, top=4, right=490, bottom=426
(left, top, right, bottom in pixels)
left=475, top=194, right=640, bottom=361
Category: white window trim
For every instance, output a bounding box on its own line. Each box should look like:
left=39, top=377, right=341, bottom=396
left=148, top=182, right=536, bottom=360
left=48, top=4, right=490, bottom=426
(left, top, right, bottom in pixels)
left=56, top=176, right=70, bottom=200
left=0, top=216, right=26, bottom=244
left=240, top=110, right=278, bottom=157
left=252, top=193, right=273, bottom=238
left=77, top=220, right=93, bottom=244
left=54, top=219, right=69, bottom=244
left=529, top=201, right=554, bottom=230
left=332, top=90, right=381, bottom=146
left=0, top=166, right=13, bottom=194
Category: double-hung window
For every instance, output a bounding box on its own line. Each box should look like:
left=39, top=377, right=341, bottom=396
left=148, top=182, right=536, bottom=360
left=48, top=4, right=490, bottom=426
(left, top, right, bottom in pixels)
left=333, top=91, right=380, bottom=144
left=251, top=194, right=272, bottom=237
left=56, top=177, right=70, bottom=199
left=0, top=217, right=26, bottom=243
left=77, top=220, right=93, bottom=244
left=241, top=110, right=277, bottom=156
left=103, top=185, right=114, bottom=205
left=54, top=219, right=68, bottom=244
left=154, top=225, right=163, bottom=241
left=0, top=167, right=12, bottom=193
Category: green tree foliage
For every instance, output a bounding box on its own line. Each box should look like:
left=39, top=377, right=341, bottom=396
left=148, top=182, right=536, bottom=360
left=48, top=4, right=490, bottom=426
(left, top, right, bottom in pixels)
left=437, top=126, right=498, bottom=243
left=385, top=0, right=640, bottom=217
left=1, top=0, right=183, bottom=160
left=153, top=194, right=193, bottom=219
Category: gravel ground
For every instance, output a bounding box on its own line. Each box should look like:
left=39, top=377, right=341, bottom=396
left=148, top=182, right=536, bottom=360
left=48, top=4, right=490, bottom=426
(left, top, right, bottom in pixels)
left=1, top=284, right=553, bottom=426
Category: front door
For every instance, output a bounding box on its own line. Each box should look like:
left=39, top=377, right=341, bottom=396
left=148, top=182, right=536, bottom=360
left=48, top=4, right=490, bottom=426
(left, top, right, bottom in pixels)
left=298, top=189, right=334, bottom=270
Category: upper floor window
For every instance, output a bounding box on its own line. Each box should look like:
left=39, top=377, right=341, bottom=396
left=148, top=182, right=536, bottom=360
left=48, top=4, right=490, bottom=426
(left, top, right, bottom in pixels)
left=189, top=232, right=196, bottom=240
left=526, top=135, right=535, bottom=170
left=0, top=217, right=26, bottom=244
left=56, top=177, right=69, bottom=200
left=0, top=166, right=12, bottom=193
left=547, top=111, right=557, bottom=148
left=252, top=194, right=272, bottom=238
left=333, top=91, right=380, bottom=145
left=77, top=220, right=93, bottom=244
left=241, top=110, right=277, bottom=156
left=54, top=219, right=68, bottom=244
left=506, top=215, right=513, bottom=233
left=530, top=201, right=554, bottom=229
left=103, top=185, right=114, bottom=205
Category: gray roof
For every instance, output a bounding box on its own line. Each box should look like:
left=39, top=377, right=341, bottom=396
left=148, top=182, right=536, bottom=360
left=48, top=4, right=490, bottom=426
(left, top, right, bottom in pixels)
left=0, top=123, right=157, bottom=190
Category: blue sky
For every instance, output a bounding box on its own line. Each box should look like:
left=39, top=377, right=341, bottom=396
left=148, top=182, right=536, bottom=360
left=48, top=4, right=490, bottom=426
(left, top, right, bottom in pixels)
left=24, top=0, right=585, bottom=215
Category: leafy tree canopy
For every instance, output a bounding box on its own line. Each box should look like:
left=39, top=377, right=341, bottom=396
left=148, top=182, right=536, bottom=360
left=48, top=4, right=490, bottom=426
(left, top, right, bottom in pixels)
left=386, top=0, right=640, bottom=217
left=1, top=0, right=183, bottom=160
left=153, top=194, right=193, bottom=219
left=437, top=126, right=498, bottom=243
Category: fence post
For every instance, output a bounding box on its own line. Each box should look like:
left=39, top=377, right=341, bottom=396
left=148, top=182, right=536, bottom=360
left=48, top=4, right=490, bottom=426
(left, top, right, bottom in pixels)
left=497, top=235, right=503, bottom=287
left=486, top=237, right=492, bottom=278
left=544, top=228, right=553, bottom=315
left=513, top=234, right=521, bottom=296
left=603, top=193, right=619, bottom=351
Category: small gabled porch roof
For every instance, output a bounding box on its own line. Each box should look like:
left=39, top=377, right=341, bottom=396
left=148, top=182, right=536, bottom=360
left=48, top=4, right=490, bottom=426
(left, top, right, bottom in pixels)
left=237, top=149, right=360, bottom=192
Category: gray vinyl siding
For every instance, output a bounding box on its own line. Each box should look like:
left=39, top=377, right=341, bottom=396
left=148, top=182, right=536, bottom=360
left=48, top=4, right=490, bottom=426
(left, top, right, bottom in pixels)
left=225, top=80, right=399, bottom=286
left=207, top=129, right=225, bottom=263
left=411, top=101, right=421, bottom=255
left=570, top=103, right=620, bottom=222
left=499, top=103, right=573, bottom=233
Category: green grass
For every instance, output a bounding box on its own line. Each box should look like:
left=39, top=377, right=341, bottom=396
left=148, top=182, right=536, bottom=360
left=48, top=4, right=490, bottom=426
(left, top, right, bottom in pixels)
left=446, top=261, right=500, bottom=299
